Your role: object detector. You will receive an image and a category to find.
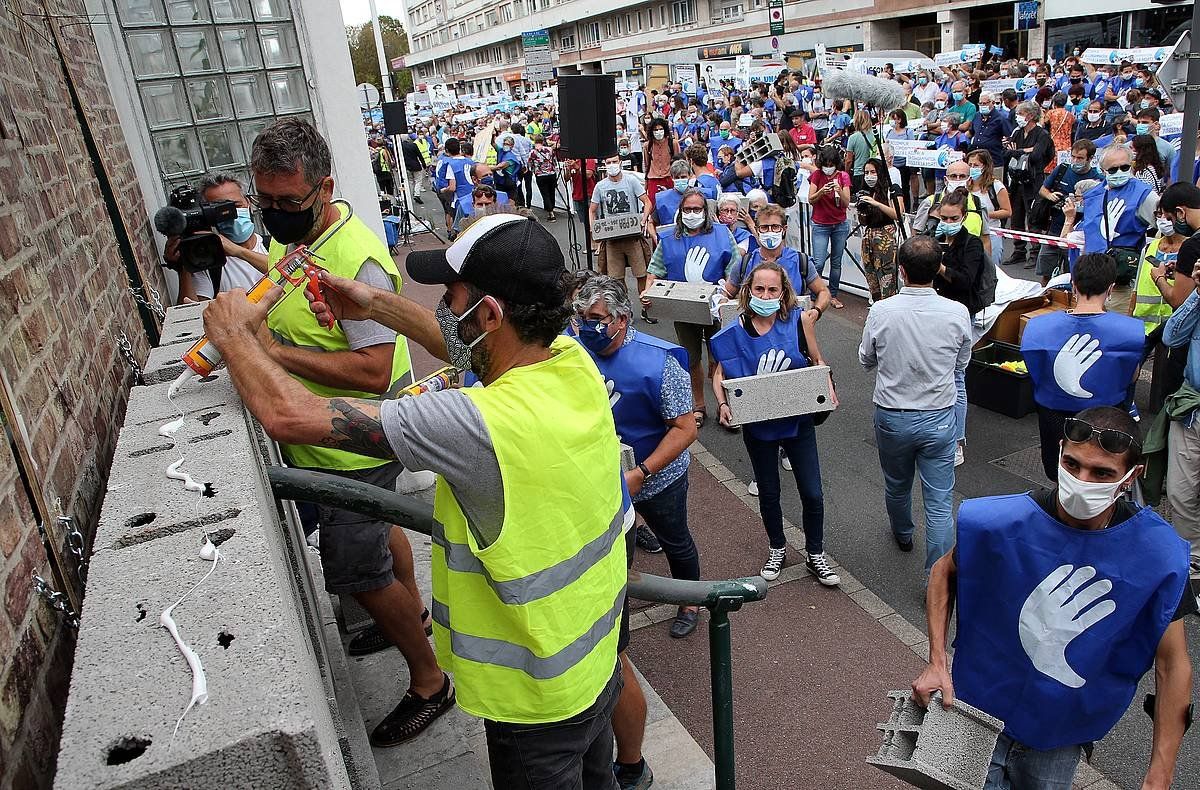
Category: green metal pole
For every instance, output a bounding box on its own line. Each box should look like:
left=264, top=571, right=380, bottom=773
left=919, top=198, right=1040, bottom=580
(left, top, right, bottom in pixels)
left=709, top=599, right=736, bottom=790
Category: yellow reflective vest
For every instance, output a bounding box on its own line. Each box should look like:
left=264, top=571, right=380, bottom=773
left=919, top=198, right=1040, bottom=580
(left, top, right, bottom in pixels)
left=430, top=336, right=627, bottom=723
left=266, top=202, right=412, bottom=470
left=1132, top=237, right=1176, bottom=334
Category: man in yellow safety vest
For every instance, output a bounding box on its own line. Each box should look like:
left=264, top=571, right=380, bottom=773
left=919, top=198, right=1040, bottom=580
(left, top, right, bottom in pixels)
left=204, top=213, right=629, bottom=788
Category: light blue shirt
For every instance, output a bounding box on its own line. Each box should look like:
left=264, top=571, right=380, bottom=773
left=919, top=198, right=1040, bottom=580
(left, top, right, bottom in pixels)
left=1164, top=288, right=1200, bottom=392
left=858, top=286, right=973, bottom=410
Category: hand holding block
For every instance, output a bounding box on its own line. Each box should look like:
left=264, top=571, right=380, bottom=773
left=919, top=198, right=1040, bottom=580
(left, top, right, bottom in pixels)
left=645, top=280, right=718, bottom=325
left=592, top=214, right=643, bottom=240
left=722, top=365, right=834, bottom=424
left=735, top=133, right=784, bottom=166
left=619, top=443, right=636, bottom=473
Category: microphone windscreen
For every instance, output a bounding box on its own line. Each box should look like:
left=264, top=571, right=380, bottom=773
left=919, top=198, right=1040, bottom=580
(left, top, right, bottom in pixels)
left=822, top=70, right=907, bottom=112
left=153, top=205, right=188, bottom=236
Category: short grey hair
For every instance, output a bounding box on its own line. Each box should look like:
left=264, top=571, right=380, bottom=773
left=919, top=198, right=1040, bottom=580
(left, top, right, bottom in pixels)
left=1017, top=101, right=1041, bottom=122
left=716, top=194, right=740, bottom=211
left=944, top=112, right=962, bottom=127
left=250, top=118, right=331, bottom=186
left=669, top=159, right=691, bottom=178
left=978, top=91, right=995, bottom=104
left=572, top=274, right=633, bottom=323
left=1099, top=144, right=1131, bottom=169
left=197, top=171, right=244, bottom=195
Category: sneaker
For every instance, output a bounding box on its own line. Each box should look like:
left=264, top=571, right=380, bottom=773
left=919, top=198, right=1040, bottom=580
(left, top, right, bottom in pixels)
left=954, top=444, right=965, bottom=467
left=781, top=452, right=792, bottom=472
left=747, top=481, right=759, bottom=496
left=669, top=607, right=698, bottom=639
left=370, top=674, right=455, bottom=747
left=760, top=547, right=786, bottom=581
left=640, top=308, right=659, bottom=325
left=614, top=759, right=655, bottom=790
left=806, top=552, right=841, bottom=586
left=635, top=524, right=663, bottom=554
left=894, top=533, right=914, bottom=552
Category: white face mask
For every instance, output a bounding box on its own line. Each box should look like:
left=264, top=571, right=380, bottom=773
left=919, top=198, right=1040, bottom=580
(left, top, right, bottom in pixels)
left=653, top=129, right=666, bottom=140
left=821, top=166, right=836, bottom=176
left=946, top=177, right=969, bottom=189
left=606, top=163, right=622, bottom=177
left=1015, top=115, right=1029, bottom=127
left=1056, top=449, right=1138, bottom=520
left=864, top=174, right=878, bottom=187
left=680, top=211, right=705, bottom=229
left=759, top=231, right=783, bottom=249
left=1156, top=216, right=1176, bottom=236
left=1087, top=111, right=1101, bottom=123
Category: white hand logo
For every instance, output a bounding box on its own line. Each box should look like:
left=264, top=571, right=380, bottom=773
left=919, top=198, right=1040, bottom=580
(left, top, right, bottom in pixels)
left=1018, top=564, right=1116, bottom=688
left=684, top=245, right=711, bottom=282
left=1103, top=197, right=1126, bottom=241
left=1052, top=333, right=1102, bottom=399
left=756, top=349, right=793, bottom=374
left=605, top=378, right=621, bottom=407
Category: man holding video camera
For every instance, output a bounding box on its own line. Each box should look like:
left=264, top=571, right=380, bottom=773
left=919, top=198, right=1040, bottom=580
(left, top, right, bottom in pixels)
left=163, top=172, right=269, bottom=304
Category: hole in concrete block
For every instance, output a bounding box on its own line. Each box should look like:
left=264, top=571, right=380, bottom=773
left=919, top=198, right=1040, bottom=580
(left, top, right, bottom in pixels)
left=208, top=528, right=235, bottom=546
left=129, top=444, right=172, bottom=458
left=110, top=509, right=242, bottom=550
left=135, top=603, right=147, bottom=623
left=816, top=394, right=826, bottom=405
left=201, top=483, right=217, bottom=498
left=216, top=631, right=234, bottom=649
left=733, top=388, right=743, bottom=397
left=106, top=735, right=151, bottom=765
left=124, top=513, right=156, bottom=530
left=197, top=411, right=220, bottom=426
left=187, top=429, right=232, bottom=444
left=198, top=375, right=218, bottom=383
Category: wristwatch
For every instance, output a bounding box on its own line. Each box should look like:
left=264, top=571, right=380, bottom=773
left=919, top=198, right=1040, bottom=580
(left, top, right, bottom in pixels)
left=637, top=462, right=652, bottom=479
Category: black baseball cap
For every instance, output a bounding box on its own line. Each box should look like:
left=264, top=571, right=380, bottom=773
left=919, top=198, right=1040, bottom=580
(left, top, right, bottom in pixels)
left=407, top=213, right=566, bottom=304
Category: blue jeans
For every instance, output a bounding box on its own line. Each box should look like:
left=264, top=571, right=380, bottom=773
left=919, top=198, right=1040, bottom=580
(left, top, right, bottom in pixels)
left=985, top=732, right=1083, bottom=789
left=954, top=366, right=967, bottom=444
left=633, top=473, right=701, bottom=581
left=873, top=406, right=956, bottom=574
left=812, top=219, right=850, bottom=297
left=742, top=421, right=825, bottom=552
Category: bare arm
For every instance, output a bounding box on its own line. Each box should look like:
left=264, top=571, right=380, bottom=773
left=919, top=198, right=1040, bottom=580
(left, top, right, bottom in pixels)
left=268, top=341, right=396, bottom=394
left=310, top=271, right=449, bottom=364
left=1143, top=621, right=1192, bottom=790
left=626, top=412, right=697, bottom=497
left=807, top=275, right=832, bottom=314
left=913, top=549, right=958, bottom=708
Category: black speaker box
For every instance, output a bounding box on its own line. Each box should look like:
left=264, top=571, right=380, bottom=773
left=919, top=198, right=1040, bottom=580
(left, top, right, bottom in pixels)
left=557, top=75, right=617, bottom=159
left=382, top=101, right=408, bottom=135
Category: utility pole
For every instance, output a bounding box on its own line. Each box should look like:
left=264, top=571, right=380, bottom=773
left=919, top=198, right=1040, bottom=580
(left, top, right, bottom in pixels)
left=369, top=0, right=395, bottom=102
left=1161, top=0, right=1199, bottom=175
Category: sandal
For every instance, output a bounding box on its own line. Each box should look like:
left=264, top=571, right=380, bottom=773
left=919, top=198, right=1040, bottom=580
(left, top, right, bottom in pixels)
left=693, top=408, right=707, bottom=429
left=347, top=608, right=433, bottom=656
left=831, top=298, right=845, bottom=309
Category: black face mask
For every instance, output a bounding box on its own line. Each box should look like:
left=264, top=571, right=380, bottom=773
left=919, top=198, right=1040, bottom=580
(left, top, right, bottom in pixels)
left=262, top=199, right=321, bottom=245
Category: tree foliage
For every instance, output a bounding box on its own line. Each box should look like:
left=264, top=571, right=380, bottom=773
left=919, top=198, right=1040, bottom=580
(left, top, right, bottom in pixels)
left=346, top=15, right=414, bottom=100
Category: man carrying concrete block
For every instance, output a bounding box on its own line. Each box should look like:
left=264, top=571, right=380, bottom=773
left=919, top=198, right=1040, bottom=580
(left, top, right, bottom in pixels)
left=246, top=119, right=445, bottom=747
left=913, top=405, right=1194, bottom=790
left=204, top=214, right=629, bottom=789
left=591, top=153, right=655, bottom=323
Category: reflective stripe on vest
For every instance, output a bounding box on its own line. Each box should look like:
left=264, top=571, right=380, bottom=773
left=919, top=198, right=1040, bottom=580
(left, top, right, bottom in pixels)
left=430, top=586, right=623, bottom=681
left=430, top=506, right=624, bottom=605
left=266, top=203, right=412, bottom=470
left=1131, top=241, right=1175, bottom=334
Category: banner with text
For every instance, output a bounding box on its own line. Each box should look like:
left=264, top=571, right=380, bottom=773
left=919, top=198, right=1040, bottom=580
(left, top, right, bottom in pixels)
left=906, top=147, right=964, bottom=169
left=674, top=64, right=698, bottom=95
left=935, top=48, right=983, bottom=67
left=1081, top=46, right=1172, bottom=65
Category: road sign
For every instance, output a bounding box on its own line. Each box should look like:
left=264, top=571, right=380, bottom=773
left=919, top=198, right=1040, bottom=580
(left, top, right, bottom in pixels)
left=522, top=29, right=554, bottom=82
left=357, top=82, right=381, bottom=109
left=768, top=0, right=785, bottom=36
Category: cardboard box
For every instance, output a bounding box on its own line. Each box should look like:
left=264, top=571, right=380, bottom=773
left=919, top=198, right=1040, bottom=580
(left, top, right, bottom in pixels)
left=722, top=365, right=834, bottom=424
left=982, top=296, right=1046, bottom=346
left=1018, top=306, right=1062, bottom=342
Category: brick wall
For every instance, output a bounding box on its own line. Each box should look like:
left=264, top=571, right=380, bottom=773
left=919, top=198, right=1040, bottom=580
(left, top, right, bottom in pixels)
left=0, top=2, right=163, bottom=787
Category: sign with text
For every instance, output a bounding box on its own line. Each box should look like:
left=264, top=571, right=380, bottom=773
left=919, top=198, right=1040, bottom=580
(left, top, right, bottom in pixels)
left=522, top=29, right=554, bottom=81
left=935, top=48, right=982, bottom=67
left=847, top=56, right=937, bottom=74
left=735, top=55, right=752, bottom=90
left=698, top=41, right=752, bottom=59
left=768, top=0, right=785, bottom=36
left=673, top=64, right=698, bottom=94
left=1014, top=1, right=1038, bottom=31
left=887, top=138, right=934, bottom=157
left=592, top=215, right=643, bottom=240
left=906, top=147, right=964, bottom=169
left=1081, top=46, right=1172, bottom=65
left=429, top=83, right=457, bottom=112
left=981, top=78, right=1022, bottom=93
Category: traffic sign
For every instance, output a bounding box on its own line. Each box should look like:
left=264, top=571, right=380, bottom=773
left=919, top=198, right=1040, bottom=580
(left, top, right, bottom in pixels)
left=769, top=0, right=785, bottom=36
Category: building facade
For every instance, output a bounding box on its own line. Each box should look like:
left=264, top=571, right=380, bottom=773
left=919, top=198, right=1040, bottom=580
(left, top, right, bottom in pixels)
left=401, top=0, right=1191, bottom=97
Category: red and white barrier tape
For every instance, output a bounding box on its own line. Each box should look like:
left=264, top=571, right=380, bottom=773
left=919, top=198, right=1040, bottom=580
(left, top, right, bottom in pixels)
left=991, top=227, right=1080, bottom=249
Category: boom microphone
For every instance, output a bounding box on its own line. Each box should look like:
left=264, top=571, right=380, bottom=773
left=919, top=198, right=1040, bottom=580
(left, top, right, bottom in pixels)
left=821, top=69, right=907, bottom=112
left=153, top=205, right=188, bottom=236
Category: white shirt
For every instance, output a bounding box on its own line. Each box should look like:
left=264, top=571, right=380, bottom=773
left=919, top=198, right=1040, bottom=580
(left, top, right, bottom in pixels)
left=192, top=236, right=268, bottom=298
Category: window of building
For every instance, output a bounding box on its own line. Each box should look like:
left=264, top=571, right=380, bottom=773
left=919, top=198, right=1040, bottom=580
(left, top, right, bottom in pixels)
left=485, top=10, right=498, bottom=25
left=672, top=0, right=694, bottom=26
left=605, top=19, right=612, bottom=37
left=558, top=31, right=576, bottom=50
left=1045, top=15, right=1121, bottom=62
left=719, top=3, right=742, bottom=21
left=1130, top=5, right=1190, bottom=48
left=580, top=21, right=600, bottom=46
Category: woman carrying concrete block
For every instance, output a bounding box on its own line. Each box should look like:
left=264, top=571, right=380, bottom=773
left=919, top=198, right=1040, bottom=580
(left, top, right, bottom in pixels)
left=709, top=262, right=840, bottom=587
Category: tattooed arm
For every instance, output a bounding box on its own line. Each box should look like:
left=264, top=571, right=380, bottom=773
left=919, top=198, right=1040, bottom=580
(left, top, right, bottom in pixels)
left=203, top=286, right=397, bottom=459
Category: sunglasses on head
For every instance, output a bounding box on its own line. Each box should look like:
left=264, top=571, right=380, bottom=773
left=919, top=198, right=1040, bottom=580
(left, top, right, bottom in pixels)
left=1063, top=417, right=1141, bottom=455
left=1105, top=164, right=1131, bottom=174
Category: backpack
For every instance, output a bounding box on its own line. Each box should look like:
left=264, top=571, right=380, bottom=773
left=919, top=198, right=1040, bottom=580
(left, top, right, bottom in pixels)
left=773, top=159, right=798, bottom=208
left=971, top=252, right=998, bottom=315
left=371, top=148, right=383, bottom=174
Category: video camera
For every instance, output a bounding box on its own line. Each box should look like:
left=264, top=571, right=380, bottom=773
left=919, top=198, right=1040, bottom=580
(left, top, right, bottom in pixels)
left=152, top=184, right=238, bottom=272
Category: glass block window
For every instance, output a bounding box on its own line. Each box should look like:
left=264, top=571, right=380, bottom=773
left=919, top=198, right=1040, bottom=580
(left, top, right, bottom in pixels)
left=119, top=0, right=311, bottom=185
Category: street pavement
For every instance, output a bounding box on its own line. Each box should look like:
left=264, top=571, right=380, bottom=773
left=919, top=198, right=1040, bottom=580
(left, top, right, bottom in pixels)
left=392, top=180, right=1199, bottom=789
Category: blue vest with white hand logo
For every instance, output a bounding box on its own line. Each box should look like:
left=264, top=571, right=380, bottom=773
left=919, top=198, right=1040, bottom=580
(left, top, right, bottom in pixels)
left=655, top=188, right=684, bottom=226
left=1020, top=311, right=1144, bottom=411
left=709, top=309, right=807, bottom=441
left=730, top=248, right=811, bottom=294
left=953, top=493, right=1188, bottom=751
left=584, top=333, right=689, bottom=464
left=1080, top=180, right=1153, bottom=254
left=657, top=227, right=733, bottom=284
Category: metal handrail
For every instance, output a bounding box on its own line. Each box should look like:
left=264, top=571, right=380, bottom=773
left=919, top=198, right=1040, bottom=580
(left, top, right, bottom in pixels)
left=267, top=466, right=766, bottom=789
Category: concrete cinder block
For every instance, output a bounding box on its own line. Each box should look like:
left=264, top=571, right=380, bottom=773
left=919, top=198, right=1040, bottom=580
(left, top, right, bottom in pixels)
left=867, top=690, right=1003, bottom=790
left=722, top=365, right=834, bottom=425
left=735, top=133, right=783, bottom=166
left=645, top=280, right=717, bottom=325
left=592, top=215, right=643, bottom=241
left=619, top=443, right=636, bottom=473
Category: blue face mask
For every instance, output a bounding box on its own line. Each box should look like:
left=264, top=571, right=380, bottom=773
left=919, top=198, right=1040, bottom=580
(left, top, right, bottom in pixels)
left=937, top=220, right=963, bottom=237
left=574, top=319, right=616, bottom=354
left=952, top=92, right=964, bottom=102
left=1135, top=122, right=1150, bottom=136
left=1106, top=171, right=1131, bottom=188
left=749, top=295, right=780, bottom=316
left=217, top=207, right=255, bottom=244
left=969, top=166, right=983, bottom=180
left=674, top=178, right=690, bottom=193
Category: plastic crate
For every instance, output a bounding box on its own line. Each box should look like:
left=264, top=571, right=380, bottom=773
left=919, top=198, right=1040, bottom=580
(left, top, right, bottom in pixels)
left=965, top=341, right=1035, bottom=419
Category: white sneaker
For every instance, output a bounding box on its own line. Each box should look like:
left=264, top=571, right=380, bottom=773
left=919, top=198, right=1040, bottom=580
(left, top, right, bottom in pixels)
left=781, top=452, right=792, bottom=472
left=748, top=481, right=759, bottom=496
left=954, top=444, right=965, bottom=467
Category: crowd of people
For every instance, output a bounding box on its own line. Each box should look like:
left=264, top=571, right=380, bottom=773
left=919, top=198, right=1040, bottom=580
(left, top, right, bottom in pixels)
left=162, top=44, right=1200, bottom=789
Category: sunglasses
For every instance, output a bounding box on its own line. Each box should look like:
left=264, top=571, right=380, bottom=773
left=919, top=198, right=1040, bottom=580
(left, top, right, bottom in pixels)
left=1063, top=417, right=1141, bottom=455
left=1104, top=164, right=1132, bottom=174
